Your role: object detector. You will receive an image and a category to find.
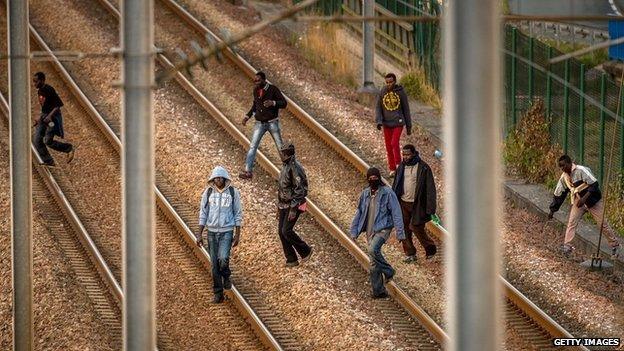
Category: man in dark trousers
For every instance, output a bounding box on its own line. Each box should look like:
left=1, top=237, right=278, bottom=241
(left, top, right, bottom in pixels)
left=350, top=167, right=405, bottom=298
left=32, top=72, right=75, bottom=167
left=239, top=71, right=286, bottom=180
left=376, top=73, right=411, bottom=177
left=277, top=142, right=313, bottom=267
left=392, top=144, right=437, bottom=262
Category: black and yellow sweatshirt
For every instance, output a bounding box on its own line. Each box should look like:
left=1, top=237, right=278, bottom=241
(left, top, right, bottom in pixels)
left=375, top=85, right=411, bottom=128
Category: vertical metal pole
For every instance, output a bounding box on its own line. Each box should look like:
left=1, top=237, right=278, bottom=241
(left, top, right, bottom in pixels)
left=599, top=74, right=606, bottom=183
left=510, top=27, right=517, bottom=125
left=443, top=0, right=501, bottom=350
left=121, top=0, right=155, bottom=350
left=620, top=89, right=624, bottom=171
left=361, top=0, right=376, bottom=91
left=528, top=37, right=534, bottom=101
left=546, top=47, right=552, bottom=121
left=8, top=1, right=32, bottom=350
left=579, top=64, right=585, bottom=164
left=563, top=59, right=570, bottom=154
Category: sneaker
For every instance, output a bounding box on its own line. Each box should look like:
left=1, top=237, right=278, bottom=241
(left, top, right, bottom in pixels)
left=384, top=269, right=396, bottom=283
left=66, top=145, right=77, bottom=164
left=212, top=294, right=224, bottom=304
left=238, top=171, right=253, bottom=180
left=223, top=277, right=232, bottom=290
left=403, top=255, right=417, bottom=263
left=285, top=261, right=299, bottom=268
left=388, top=170, right=396, bottom=178
left=560, top=244, right=574, bottom=257
left=301, top=247, right=314, bottom=263
left=611, top=244, right=621, bottom=259
left=426, top=253, right=436, bottom=260
left=371, top=292, right=389, bottom=299
left=39, top=160, right=56, bottom=168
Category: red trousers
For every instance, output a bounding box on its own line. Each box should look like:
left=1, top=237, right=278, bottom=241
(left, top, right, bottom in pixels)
left=383, top=126, right=403, bottom=171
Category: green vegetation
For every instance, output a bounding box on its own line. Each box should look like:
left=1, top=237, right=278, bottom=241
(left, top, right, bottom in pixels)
left=400, top=69, right=442, bottom=110
left=540, top=38, right=609, bottom=68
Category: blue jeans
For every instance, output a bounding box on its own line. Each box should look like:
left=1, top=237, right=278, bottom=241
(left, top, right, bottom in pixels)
left=368, top=235, right=395, bottom=296
left=207, top=230, right=233, bottom=297
left=245, top=119, right=283, bottom=172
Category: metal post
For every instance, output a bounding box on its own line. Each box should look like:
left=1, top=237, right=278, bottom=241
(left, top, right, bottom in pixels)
left=8, top=1, right=32, bottom=350
left=121, top=0, right=155, bottom=350
left=599, top=74, right=606, bottom=183
left=528, top=37, right=534, bottom=101
left=443, top=0, right=501, bottom=350
left=546, top=47, right=552, bottom=120
left=579, top=64, right=585, bottom=164
left=620, top=90, right=624, bottom=171
left=510, top=27, right=517, bottom=125
left=563, top=59, right=570, bottom=154
left=360, top=0, right=376, bottom=92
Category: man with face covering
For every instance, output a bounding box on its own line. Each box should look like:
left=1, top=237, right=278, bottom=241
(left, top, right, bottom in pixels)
left=350, top=167, right=405, bottom=298
left=196, top=166, right=243, bottom=303
left=391, top=144, right=437, bottom=262
left=277, top=142, right=313, bottom=267
left=548, top=155, right=620, bottom=258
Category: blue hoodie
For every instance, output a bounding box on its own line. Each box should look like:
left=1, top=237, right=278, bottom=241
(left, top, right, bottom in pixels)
left=198, top=166, right=243, bottom=233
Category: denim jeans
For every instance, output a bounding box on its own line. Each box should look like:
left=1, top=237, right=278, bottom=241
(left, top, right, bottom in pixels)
left=368, top=234, right=395, bottom=296
left=33, top=112, right=72, bottom=164
left=207, top=230, right=233, bottom=297
left=245, top=119, right=283, bottom=172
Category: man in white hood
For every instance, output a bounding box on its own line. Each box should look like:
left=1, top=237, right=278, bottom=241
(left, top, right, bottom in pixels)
left=196, top=166, right=243, bottom=303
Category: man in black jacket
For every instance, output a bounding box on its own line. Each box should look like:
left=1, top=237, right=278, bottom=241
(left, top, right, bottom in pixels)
left=277, top=143, right=313, bottom=267
left=239, top=71, right=286, bottom=180
left=548, top=155, right=620, bottom=257
left=391, top=144, right=437, bottom=262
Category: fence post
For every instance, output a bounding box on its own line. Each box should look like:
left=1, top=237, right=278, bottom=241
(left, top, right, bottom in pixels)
left=579, top=64, right=585, bottom=164
left=528, top=37, right=534, bottom=101
left=621, top=87, right=624, bottom=171
left=599, top=73, right=606, bottom=183
left=510, top=27, right=517, bottom=125
left=427, top=18, right=434, bottom=86
left=563, top=59, right=570, bottom=154
left=546, top=47, right=553, bottom=126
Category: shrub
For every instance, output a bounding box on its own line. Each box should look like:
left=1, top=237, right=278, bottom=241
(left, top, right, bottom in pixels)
left=400, top=69, right=441, bottom=110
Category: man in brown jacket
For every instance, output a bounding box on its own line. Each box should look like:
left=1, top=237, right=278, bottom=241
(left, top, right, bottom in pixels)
left=391, top=144, right=437, bottom=262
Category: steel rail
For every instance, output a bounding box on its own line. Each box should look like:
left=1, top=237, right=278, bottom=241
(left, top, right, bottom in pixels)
left=26, top=14, right=283, bottom=351
left=159, top=1, right=588, bottom=347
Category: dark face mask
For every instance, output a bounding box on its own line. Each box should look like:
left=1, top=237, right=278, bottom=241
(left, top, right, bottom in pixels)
left=368, top=179, right=382, bottom=189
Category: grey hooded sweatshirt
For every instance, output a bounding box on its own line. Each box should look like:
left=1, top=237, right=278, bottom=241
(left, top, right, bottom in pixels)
left=375, top=85, right=412, bottom=128
left=198, top=166, right=243, bottom=233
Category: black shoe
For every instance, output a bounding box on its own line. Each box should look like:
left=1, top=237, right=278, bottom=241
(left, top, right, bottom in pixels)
left=385, top=269, right=396, bottom=283
left=212, top=294, right=224, bottom=304
left=39, top=160, right=56, bottom=168
left=223, top=277, right=232, bottom=290
left=403, top=255, right=417, bottom=263
left=371, top=292, right=389, bottom=299
left=285, top=261, right=299, bottom=268
left=301, top=247, right=314, bottom=263
left=238, top=171, right=253, bottom=180
left=66, top=145, right=77, bottom=164
left=425, top=245, right=437, bottom=259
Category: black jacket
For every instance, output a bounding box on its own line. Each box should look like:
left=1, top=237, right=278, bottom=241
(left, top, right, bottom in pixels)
left=246, top=83, right=287, bottom=122
left=278, top=156, right=308, bottom=209
left=392, top=159, right=436, bottom=226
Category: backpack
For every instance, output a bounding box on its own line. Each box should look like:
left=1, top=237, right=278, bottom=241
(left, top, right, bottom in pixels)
left=203, top=186, right=236, bottom=217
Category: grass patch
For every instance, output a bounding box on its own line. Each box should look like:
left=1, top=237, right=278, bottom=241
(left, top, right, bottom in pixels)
left=294, top=22, right=359, bottom=89
left=503, top=100, right=562, bottom=184
left=604, top=172, right=624, bottom=237
left=400, top=69, right=441, bottom=110
left=540, top=39, right=608, bottom=68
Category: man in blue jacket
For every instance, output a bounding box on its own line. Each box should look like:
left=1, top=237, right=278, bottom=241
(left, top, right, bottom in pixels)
left=350, top=167, right=405, bottom=299
left=196, top=166, right=243, bottom=303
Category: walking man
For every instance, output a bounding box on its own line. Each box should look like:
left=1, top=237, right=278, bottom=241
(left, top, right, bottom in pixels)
left=376, top=73, right=411, bottom=177
left=392, top=145, right=437, bottom=262
left=196, top=166, right=243, bottom=303
left=32, top=72, right=75, bottom=167
left=350, top=167, right=405, bottom=299
left=548, top=155, right=621, bottom=258
left=239, top=71, right=286, bottom=180
left=277, top=143, right=313, bottom=267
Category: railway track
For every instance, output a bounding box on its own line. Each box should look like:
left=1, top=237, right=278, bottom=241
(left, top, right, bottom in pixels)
left=150, top=1, right=591, bottom=349
left=2, top=16, right=288, bottom=351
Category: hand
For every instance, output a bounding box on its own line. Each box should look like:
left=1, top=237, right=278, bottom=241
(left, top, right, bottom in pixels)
left=263, top=100, right=275, bottom=108
left=232, top=233, right=240, bottom=247
left=288, top=208, right=297, bottom=221
left=406, top=127, right=412, bottom=136
left=376, top=124, right=382, bottom=131
left=547, top=211, right=554, bottom=220
left=241, top=116, right=250, bottom=126
left=196, top=236, right=203, bottom=247
left=43, top=116, right=51, bottom=124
